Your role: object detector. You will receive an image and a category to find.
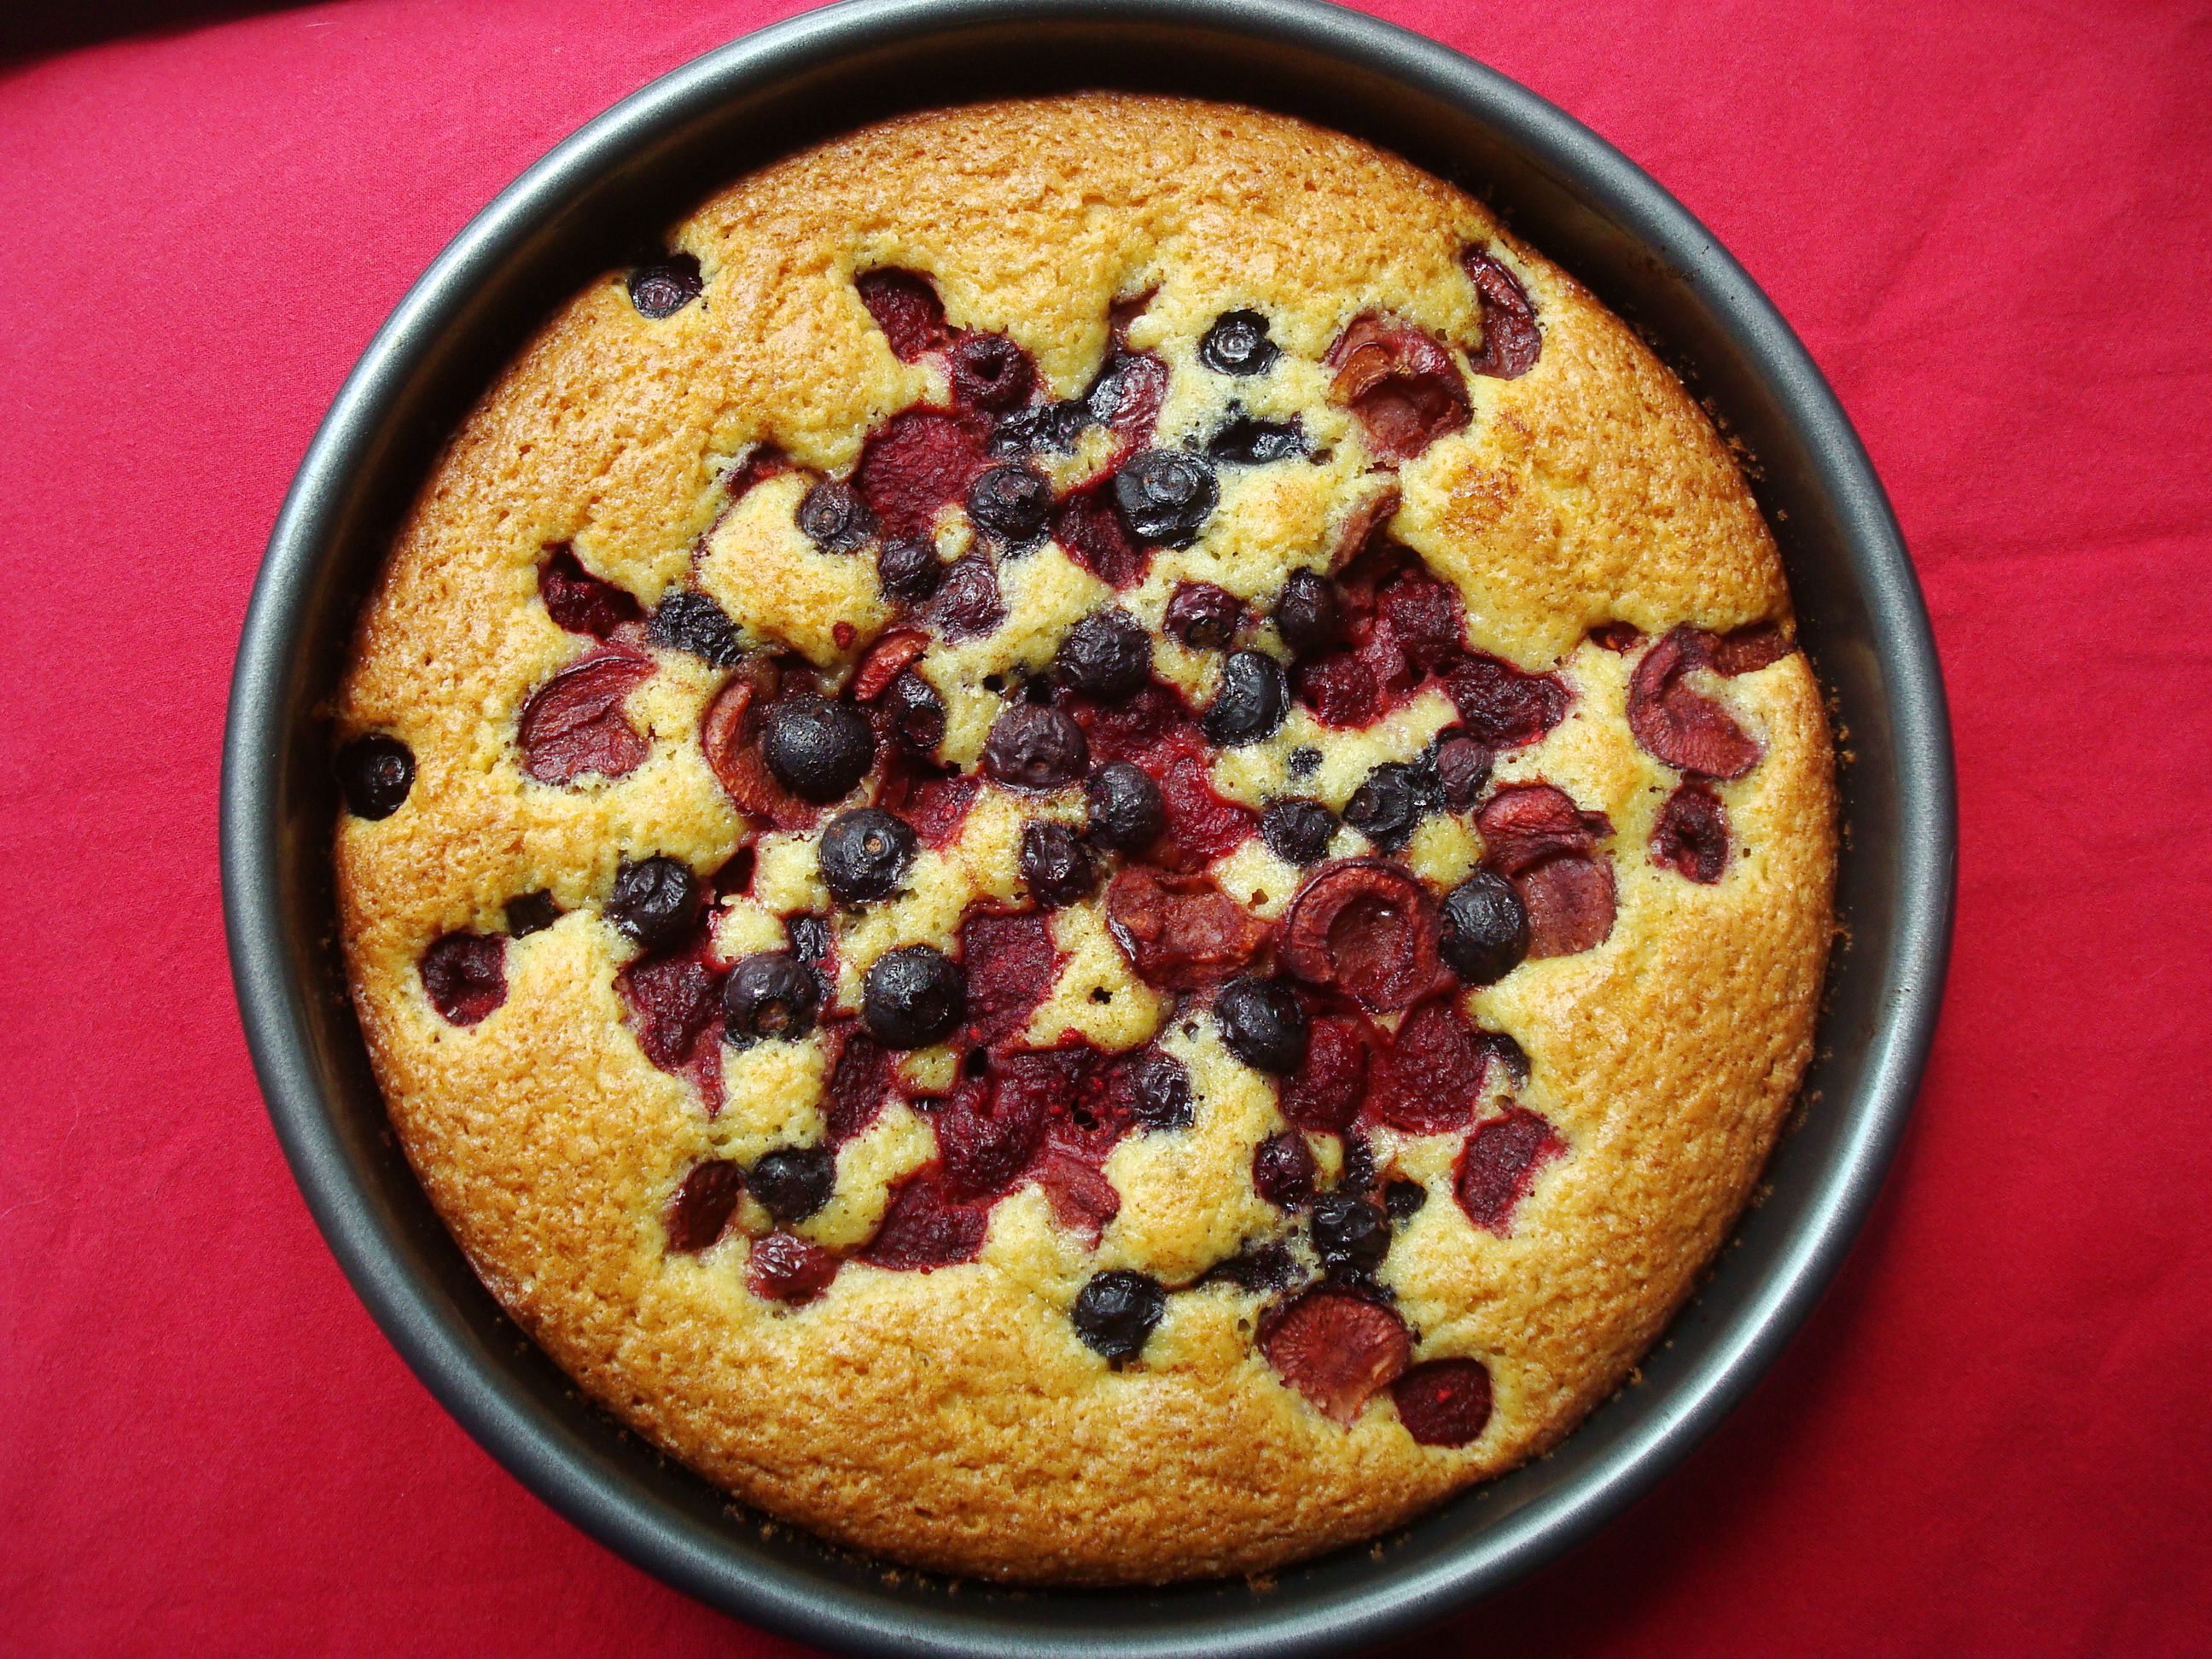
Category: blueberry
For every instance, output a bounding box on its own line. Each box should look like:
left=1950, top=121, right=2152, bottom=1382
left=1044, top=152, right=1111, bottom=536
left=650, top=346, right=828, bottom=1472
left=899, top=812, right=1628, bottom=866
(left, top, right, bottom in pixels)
left=982, top=704, right=1090, bottom=792
left=1163, top=581, right=1243, bottom=650
left=504, top=890, right=562, bottom=936
left=818, top=808, right=917, bottom=905
left=862, top=944, right=966, bottom=1048
left=881, top=670, right=947, bottom=753
left=1289, top=745, right=1322, bottom=777
left=1311, top=1190, right=1391, bottom=1276
left=1428, top=730, right=1493, bottom=811
left=1345, top=760, right=1429, bottom=850
left=723, top=951, right=821, bottom=1041
left=337, top=734, right=413, bottom=820
left=1021, top=820, right=1097, bottom=907
left=1260, top=798, right=1336, bottom=865
left=1200, top=650, right=1288, bottom=747
left=785, top=911, right=832, bottom=974
left=1055, top=608, right=1152, bottom=700
left=990, top=399, right=1091, bottom=457
left=1113, top=449, right=1218, bottom=547
left=1207, top=412, right=1307, bottom=465
left=1383, top=1179, right=1429, bottom=1221
left=1086, top=761, right=1166, bottom=853
left=1252, top=1130, right=1317, bottom=1210
left=1215, top=976, right=1308, bottom=1074
left=947, top=332, right=1035, bottom=410
left=761, top=695, right=876, bottom=802
left=1121, top=1047, right=1192, bottom=1131
left=1198, top=309, right=1279, bottom=376
left=1273, top=570, right=1347, bottom=656
left=1072, top=1269, right=1167, bottom=1363
left=876, top=534, right=944, bottom=602
left=608, top=856, right=700, bottom=952
left=967, top=463, right=1052, bottom=545
left=796, top=478, right=876, bottom=555
left=1201, top=1242, right=1306, bottom=1294
left=628, top=253, right=701, bottom=318
left=749, top=1144, right=836, bottom=1223
left=1440, top=870, right=1529, bottom=986
left=648, top=587, right=746, bottom=667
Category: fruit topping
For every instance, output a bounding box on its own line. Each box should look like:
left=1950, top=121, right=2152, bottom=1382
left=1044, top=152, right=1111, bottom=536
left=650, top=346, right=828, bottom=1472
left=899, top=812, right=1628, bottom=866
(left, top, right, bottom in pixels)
left=862, top=945, right=967, bottom=1048
left=1476, top=783, right=1610, bottom=873
left=882, top=762, right=973, bottom=842
left=1113, top=449, right=1218, bottom=547
left=1278, top=1015, right=1370, bottom=1133
left=663, top=1159, right=743, bottom=1254
left=1106, top=867, right=1270, bottom=990
left=1343, top=761, right=1431, bottom=852
left=1312, top=1190, right=1391, bottom=1278
left=921, top=555, right=1005, bottom=641
left=1214, top=976, right=1310, bottom=1074
left=749, top=1144, right=836, bottom=1224
left=1444, top=654, right=1568, bottom=748
left=607, top=856, right=700, bottom=952
left=1428, top=731, right=1493, bottom=810
left=748, top=1231, right=839, bottom=1304
left=1707, top=622, right=1794, bottom=675
left=1590, top=621, right=1643, bottom=653
left=1073, top=1269, right=1167, bottom=1363
left=966, top=462, right=1053, bottom=546
left=1051, top=483, right=1149, bottom=589
left=1392, top=1357, right=1493, bottom=1446
left=1626, top=626, right=1763, bottom=778
left=876, top=534, right=945, bottom=603
left=1330, top=482, right=1402, bottom=573
left=1056, top=608, right=1152, bottom=700
left=1325, top=314, right=1470, bottom=463
left=627, top=253, right=701, bottom=319
left=723, top=951, right=822, bottom=1043
left=1085, top=760, right=1166, bottom=854
left=1439, top=871, right=1530, bottom=986
left=1118, top=1046, right=1194, bottom=1131
left=1476, top=783, right=1616, bottom=958
left=861, top=1167, right=988, bottom=1269
left=1207, top=411, right=1307, bottom=465
left=698, top=662, right=817, bottom=831
left=761, top=694, right=876, bottom=803
left=1084, top=349, right=1170, bottom=451
left=1260, top=1289, right=1411, bottom=1425
left=990, top=399, right=1092, bottom=457
left=1260, top=797, right=1337, bottom=866
left=1273, top=569, right=1348, bottom=657
left=1199, top=309, right=1279, bottom=376
left=796, top=478, right=876, bottom=555
left=338, top=734, right=413, bottom=820
left=934, top=1074, right=1047, bottom=1202
left=825, top=1026, right=899, bottom=1144
left=1281, top=859, right=1443, bottom=1011
left=1516, top=857, right=1616, bottom=958
left=647, top=587, right=746, bottom=667
left=517, top=646, right=654, bottom=785
left=538, top=545, right=641, bottom=637
left=1202, top=1243, right=1307, bottom=1295
left=946, top=331, right=1035, bottom=410
left=855, top=268, right=952, bottom=361
left=1369, top=998, right=1491, bottom=1134
left=818, top=807, right=917, bottom=905
left=1253, top=1130, right=1318, bottom=1210
left=1384, top=1179, right=1429, bottom=1221
left=504, top=890, right=562, bottom=937
left=850, top=630, right=931, bottom=705
left=1020, top=820, right=1098, bottom=908
left=1455, top=1106, right=1566, bottom=1232
left=421, top=932, right=506, bottom=1026
left=982, top=704, right=1090, bottom=792
left=1200, top=649, right=1289, bottom=746
left=621, top=947, right=724, bottom=1071
left=957, top=910, right=1060, bottom=1047
left=1164, top=581, right=1243, bottom=649
left=1651, top=779, right=1732, bottom=883
left=855, top=408, right=990, bottom=538
left=1460, top=248, right=1540, bottom=380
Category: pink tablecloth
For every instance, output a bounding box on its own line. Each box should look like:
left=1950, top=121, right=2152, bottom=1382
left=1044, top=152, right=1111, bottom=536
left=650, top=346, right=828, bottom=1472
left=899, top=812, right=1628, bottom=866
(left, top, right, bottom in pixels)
left=2, top=2, right=2207, bottom=1652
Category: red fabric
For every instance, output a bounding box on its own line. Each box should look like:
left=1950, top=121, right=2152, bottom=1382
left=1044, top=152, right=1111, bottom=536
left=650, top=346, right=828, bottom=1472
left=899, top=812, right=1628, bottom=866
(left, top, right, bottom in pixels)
left=3, top=3, right=2207, bottom=1652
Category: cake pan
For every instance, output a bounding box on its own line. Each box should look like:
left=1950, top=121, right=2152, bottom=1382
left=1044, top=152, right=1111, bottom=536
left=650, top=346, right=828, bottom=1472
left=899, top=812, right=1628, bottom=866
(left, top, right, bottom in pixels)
left=221, top=2, right=1955, bottom=1652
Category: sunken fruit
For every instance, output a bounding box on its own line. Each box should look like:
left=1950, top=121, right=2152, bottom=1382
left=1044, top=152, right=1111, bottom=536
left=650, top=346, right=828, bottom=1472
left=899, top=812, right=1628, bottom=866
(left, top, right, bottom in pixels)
left=749, top=1144, right=836, bottom=1225
left=818, top=808, right=917, bottom=905
left=1072, top=1269, right=1167, bottom=1363
left=1198, top=309, right=1279, bottom=376
left=1440, top=871, right=1532, bottom=986
left=761, top=696, right=876, bottom=803
left=1113, top=449, right=1218, bottom=546
left=723, top=952, right=821, bottom=1042
left=1056, top=608, right=1152, bottom=699
left=1215, top=977, right=1309, bottom=1074
left=797, top=478, right=876, bottom=554
left=1201, top=650, right=1289, bottom=747
left=1021, top=820, right=1098, bottom=908
left=1273, top=571, right=1347, bottom=657
left=1121, top=1047, right=1194, bottom=1131
left=1164, top=581, right=1243, bottom=649
left=862, top=945, right=967, bottom=1048
left=1311, top=1191, right=1391, bottom=1278
left=982, top=704, right=1090, bottom=792
left=627, top=253, right=701, bottom=318
left=876, top=534, right=944, bottom=602
left=966, top=463, right=1052, bottom=545
left=608, top=857, right=701, bottom=952
left=338, top=734, right=414, bottom=820
left=1086, top=761, right=1166, bottom=854
left=1260, top=798, right=1336, bottom=866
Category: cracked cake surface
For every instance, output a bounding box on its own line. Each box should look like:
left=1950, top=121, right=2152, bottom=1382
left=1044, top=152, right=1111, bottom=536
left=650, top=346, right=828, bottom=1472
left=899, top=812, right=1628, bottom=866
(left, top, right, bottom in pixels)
left=333, top=93, right=1837, bottom=1585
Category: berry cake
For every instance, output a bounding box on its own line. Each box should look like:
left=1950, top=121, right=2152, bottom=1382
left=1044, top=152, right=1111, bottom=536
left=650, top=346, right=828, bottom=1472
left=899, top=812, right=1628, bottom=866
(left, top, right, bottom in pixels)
left=333, top=96, right=1836, bottom=1584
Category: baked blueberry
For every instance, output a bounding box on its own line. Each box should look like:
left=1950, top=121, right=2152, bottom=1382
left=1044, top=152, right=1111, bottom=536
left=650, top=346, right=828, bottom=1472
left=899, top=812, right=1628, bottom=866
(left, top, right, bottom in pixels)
left=818, top=808, right=917, bottom=905
left=948, top=332, right=1035, bottom=410
left=761, top=695, right=876, bottom=802
left=1207, top=411, right=1306, bottom=465
left=1253, top=1131, right=1317, bottom=1209
left=796, top=478, right=876, bottom=554
left=1215, top=976, right=1308, bottom=1074
left=1384, top=1179, right=1429, bottom=1221
left=876, top=534, right=944, bottom=602
left=1344, top=761, right=1429, bottom=850
left=1121, top=1047, right=1193, bottom=1131
left=723, top=951, right=821, bottom=1041
left=982, top=704, right=1089, bottom=792
left=1311, top=1190, right=1391, bottom=1276
left=1200, top=650, right=1288, bottom=747
left=627, top=253, right=701, bottom=318
left=504, top=889, right=562, bottom=937
left=967, top=463, right=1052, bottom=545
left=1021, top=820, right=1097, bottom=907
left=1440, top=870, right=1530, bottom=986
left=1055, top=608, right=1151, bottom=700
left=990, top=399, right=1092, bottom=457
left=1072, top=1269, right=1167, bottom=1363
left=337, top=734, right=413, bottom=820
left=1198, top=309, right=1279, bottom=376
left=1085, top=760, right=1166, bottom=853
left=1113, top=449, right=1218, bottom=547
left=1260, top=798, right=1336, bottom=865
left=1428, top=730, right=1493, bottom=811
left=749, top=1144, right=836, bottom=1223
left=1273, top=570, right=1347, bottom=656
left=785, top=911, right=832, bottom=975
left=1289, top=745, right=1322, bottom=777
left=648, top=587, right=746, bottom=667
left=1163, top=581, right=1243, bottom=650
left=862, top=944, right=967, bottom=1048
left=608, top=856, right=700, bottom=952
left=881, top=669, right=947, bottom=753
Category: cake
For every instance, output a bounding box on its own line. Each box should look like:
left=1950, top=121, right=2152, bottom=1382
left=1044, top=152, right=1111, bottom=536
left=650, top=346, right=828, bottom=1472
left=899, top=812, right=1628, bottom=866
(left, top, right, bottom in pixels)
left=331, top=95, right=1836, bottom=1585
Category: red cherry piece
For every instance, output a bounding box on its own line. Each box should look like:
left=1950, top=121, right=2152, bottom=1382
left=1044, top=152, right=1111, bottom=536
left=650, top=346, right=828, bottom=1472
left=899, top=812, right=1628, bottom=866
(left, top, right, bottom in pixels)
left=1455, top=1105, right=1566, bottom=1233
left=748, top=1231, right=840, bottom=1303
left=1444, top=654, right=1568, bottom=749
left=1708, top=622, right=1794, bottom=677
left=664, top=1159, right=744, bottom=1254
left=1651, top=780, right=1732, bottom=883
left=958, top=910, right=1062, bottom=1048
left=1279, top=1014, right=1371, bottom=1133
left=1324, top=314, right=1470, bottom=463
left=1373, top=566, right=1465, bottom=674
left=1516, top=853, right=1616, bottom=958
left=1392, top=1357, right=1495, bottom=1447
left=1260, top=1289, right=1412, bottom=1425
left=1281, top=859, right=1443, bottom=1013
left=517, top=646, right=654, bottom=785
left=854, top=408, right=989, bottom=538
left=861, top=1167, right=989, bottom=1270
left=1329, top=482, right=1401, bottom=573
left=1155, top=751, right=1258, bottom=870
left=1294, top=649, right=1385, bottom=729
left=538, top=545, right=641, bottom=637
left=1475, top=783, right=1611, bottom=875
left=1589, top=621, right=1642, bottom=653
left=1461, top=249, right=1541, bottom=380
left=699, top=664, right=821, bottom=833
left=851, top=628, right=930, bottom=701
left=856, top=268, right=953, bottom=362
left=1104, top=866, right=1272, bottom=990
left=1626, top=626, right=1762, bottom=779
left=933, top=1075, right=1046, bottom=1202
left=824, top=1025, right=899, bottom=1145
left=878, top=766, right=977, bottom=847
left=1052, top=483, right=1150, bottom=589
left=922, top=556, right=1005, bottom=642
left=421, top=932, right=506, bottom=1026
left=1369, top=998, right=1490, bottom=1135
left=1031, top=1150, right=1122, bottom=1245
left=619, top=948, right=724, bottom=1072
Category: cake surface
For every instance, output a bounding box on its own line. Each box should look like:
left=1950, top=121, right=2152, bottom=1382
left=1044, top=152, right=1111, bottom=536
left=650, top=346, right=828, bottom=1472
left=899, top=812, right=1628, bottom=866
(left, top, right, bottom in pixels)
left=332, top=94, right=1836, bottom=1585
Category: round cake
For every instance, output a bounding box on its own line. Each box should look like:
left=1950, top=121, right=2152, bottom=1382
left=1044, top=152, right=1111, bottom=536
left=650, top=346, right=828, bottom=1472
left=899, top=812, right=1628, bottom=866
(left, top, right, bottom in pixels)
left=333, top=95, right=1836, bottom=1585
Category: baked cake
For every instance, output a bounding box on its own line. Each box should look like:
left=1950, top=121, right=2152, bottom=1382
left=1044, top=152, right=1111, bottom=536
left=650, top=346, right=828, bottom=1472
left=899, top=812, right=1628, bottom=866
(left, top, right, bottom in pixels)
left=332, top=95, right=1836, bottom=1585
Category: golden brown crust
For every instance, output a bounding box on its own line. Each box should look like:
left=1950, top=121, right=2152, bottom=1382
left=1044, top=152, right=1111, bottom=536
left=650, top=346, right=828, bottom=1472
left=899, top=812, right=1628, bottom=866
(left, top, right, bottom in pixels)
left=334, top=95, right=1836, bottom=1584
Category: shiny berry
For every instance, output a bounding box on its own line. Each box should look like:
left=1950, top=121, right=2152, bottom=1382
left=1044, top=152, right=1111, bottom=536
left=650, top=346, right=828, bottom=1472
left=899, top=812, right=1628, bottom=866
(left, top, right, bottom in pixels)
left=1274, top=570, right=1347, bottom=656
left=1440, top=870, right=1530, bottom=986
left=338, top=734, right=413, bottom=820
left=862, top=945, right=967, bottom=1048
left=1200, top=650, right=1288, bottom=747
left=1207, top=411, right=1307, bottom=465
left=1055, top=608, right=1151, bottom=699
left=628, top=253, right=701, bottom=318
left=1122, top=1047, right=1193, bottom=1130
left=982, top=704, right=1090, bottom=792
left=818, top=808, right=917, bottom=904
left=1164, top=581, right=1243, bottom=649
left=881, top=670, right=946, bottom=753
left=723, top=951, right=821, bottom=1041
left=1199, top=309, right=1279, bottom=376
left=797, top=478, right=876, bottom=554
left=1312, top=1190, right=1391, bottom=1276
left=876, top=534, right=944, bottom=602
left=967, top=463, right=1052, bottom=544
left=749, top=1144, right=836, bottom=1223
left=1113, top=449, right=1218, bottom=547
left=1384, top=1179, right=1429, bottom=1221
left=608, top=857, right=699, bottom=951
left=761, top=695, right=876, bottom=802
left=1215, top=976, right=1308, bottom=1074
left=648, top=587, right=746, bottom=667
left=1021, top=820, right=1097, bottom=907
left=1253, top=1131, right=1318, bottom=1209
left=947, top=333, right=1035, bottom=410
left=1429, top=731, right=1493, bottom=810
left=1072, top=1269, right=1167, bottom=1363
left=1345, top=761, right=1429, bottom=850
left=504, top=890, right=562, bottom=936
left=1260, top=798, right=1336, bottom=865
left=991, top=399, right=1091, bottom=457
left=1086, top=761, right=1166, bottom=853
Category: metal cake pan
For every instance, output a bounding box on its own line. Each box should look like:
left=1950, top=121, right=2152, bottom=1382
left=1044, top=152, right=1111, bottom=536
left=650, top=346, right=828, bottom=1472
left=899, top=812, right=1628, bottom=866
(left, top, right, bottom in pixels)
left=220, top=1, right=1955, bottom=1652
